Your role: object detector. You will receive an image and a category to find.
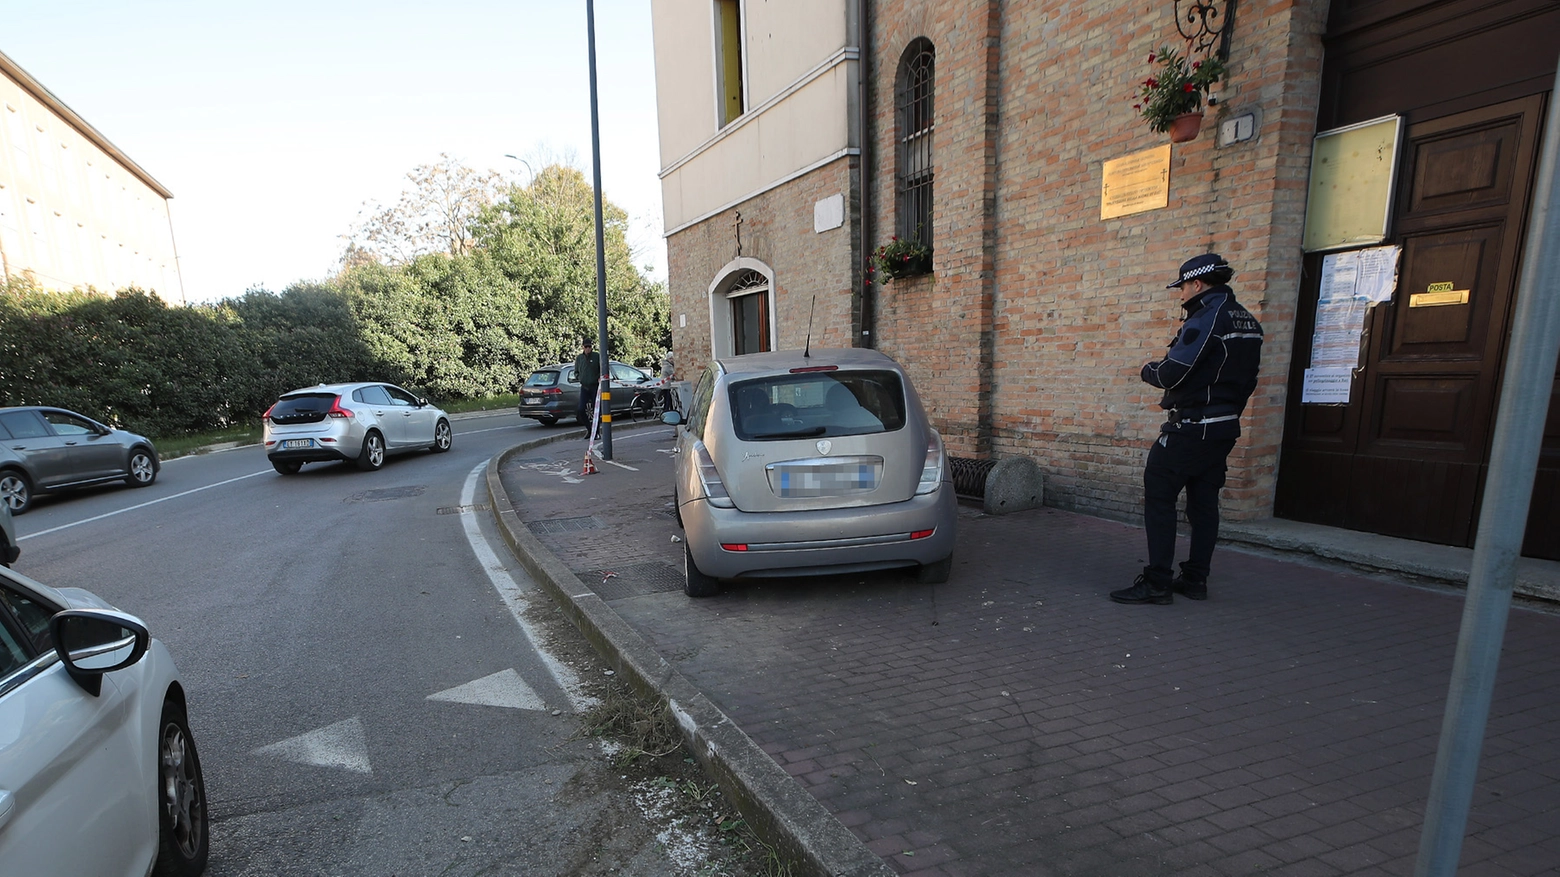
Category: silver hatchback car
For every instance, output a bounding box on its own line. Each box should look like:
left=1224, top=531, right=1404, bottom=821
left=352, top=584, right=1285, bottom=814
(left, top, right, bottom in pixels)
left=263, top=382, right=453, bottom=474
left=666, top=349, right=957, bottom=596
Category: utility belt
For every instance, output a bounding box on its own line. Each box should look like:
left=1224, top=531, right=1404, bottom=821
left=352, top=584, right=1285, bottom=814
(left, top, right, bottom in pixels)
left=1167, top=409, right=1240, bottom=426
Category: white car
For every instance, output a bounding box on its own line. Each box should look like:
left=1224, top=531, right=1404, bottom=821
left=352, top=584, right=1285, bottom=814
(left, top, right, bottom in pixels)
left=0, top=566, right=208, bottom=876
left=263, top=381, right=454, bottom=474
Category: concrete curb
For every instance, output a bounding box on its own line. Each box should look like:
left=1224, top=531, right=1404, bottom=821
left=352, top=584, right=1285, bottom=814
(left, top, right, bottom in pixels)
left=483, top=429, right=895, bottom=877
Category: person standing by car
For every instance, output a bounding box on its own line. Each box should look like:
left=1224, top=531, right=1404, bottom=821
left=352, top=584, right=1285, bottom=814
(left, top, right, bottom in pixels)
left=574, top=339, right=602, bottom=430
left=1110, top=254, right=1263, bottom=606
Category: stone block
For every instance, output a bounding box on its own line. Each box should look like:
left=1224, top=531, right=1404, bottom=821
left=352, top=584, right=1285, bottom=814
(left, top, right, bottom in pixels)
left=983, top=455, right=1043, bottom=515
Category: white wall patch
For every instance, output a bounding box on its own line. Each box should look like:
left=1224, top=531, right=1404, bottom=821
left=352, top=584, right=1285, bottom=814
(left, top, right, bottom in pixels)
left=814, top=194, right=844, bottom=233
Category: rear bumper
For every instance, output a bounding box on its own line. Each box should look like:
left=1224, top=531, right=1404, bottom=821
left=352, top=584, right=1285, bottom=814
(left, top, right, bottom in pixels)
left=682, top=481, right=957, bottom=580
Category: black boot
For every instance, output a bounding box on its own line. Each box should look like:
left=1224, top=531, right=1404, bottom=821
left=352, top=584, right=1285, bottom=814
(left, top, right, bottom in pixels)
left=1110, top=570, right=1172, bottom=605
left=1171, top=565, right=1207, bottom=601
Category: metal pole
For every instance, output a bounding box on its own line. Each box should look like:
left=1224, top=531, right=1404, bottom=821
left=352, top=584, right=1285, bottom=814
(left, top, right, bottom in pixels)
left=1414, top=57, right=1560, bottom=876
left=585, top=0, right=612, bottom=459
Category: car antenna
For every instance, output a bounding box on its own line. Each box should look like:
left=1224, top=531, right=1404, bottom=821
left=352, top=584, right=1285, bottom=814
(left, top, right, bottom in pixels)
left=803, top=295, right=816, bottom=358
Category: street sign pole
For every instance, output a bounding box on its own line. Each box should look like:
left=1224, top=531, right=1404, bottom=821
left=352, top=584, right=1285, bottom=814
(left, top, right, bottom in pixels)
left=1414, top=56, right=1560, bottom=876
left=585, top=0, right=612, bottom=459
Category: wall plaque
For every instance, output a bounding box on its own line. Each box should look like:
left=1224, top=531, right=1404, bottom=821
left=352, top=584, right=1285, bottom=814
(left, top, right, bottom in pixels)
left=1100, top=145, right=1171, bottom=220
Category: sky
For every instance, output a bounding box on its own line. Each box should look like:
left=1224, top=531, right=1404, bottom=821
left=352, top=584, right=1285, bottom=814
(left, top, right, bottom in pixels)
left=0, top=0, right=667, bottom=303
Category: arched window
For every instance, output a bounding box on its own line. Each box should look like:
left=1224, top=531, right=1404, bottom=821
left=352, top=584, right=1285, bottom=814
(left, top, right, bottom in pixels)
left=707, top=260, right=776, bottom=359
left=896, top=39, right=935, bottom=248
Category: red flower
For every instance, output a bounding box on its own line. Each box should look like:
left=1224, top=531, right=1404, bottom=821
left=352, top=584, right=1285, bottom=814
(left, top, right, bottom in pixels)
left=1148, top=53, right=1156, bottom=63
left=1145, top=77, right=1158, bottom=88
left=1182, top=83, right=1195, bottom=92
left=1192, top=60, right=1201, bottom=69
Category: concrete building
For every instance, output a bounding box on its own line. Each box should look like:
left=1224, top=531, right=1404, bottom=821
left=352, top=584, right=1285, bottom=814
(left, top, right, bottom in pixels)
left=0, top=49, right=183, bottom=304
left=649, top=1, right=1560, bottom=560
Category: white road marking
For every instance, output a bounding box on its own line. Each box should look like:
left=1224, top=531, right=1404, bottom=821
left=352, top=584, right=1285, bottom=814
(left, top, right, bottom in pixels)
left=254, top=717, right=372, bottom=774
left=18, top=470, right=272, bottom=541
left=455, top=425, right=526, bottom=436
left=427, top=669, right=547, bottom=711
left=459, top=463, right=594, bottom=712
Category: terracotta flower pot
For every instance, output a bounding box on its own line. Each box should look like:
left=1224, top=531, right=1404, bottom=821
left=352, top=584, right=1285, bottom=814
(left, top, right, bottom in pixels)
left=1169, top=111, right=1204, bottom=143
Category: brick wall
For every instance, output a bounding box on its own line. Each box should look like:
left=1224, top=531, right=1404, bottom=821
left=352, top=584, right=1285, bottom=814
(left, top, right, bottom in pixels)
left=868, top=0, right=1330, bottom=523
left=665, top=158, right=862, bottom=385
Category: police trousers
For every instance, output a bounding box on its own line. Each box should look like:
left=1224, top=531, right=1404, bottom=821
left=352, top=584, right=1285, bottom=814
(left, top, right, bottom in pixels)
left=1143, top=432, right=1237, bottom=582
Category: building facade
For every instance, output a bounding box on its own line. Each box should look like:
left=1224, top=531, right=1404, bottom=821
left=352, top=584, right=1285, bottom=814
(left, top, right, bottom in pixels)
left=0, top=49, right=183, bottom=303
left=650, top=0, right=1560, bottom=559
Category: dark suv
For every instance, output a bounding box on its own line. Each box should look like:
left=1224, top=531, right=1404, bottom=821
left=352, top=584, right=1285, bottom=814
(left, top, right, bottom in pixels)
left=518, top=361, right=658, bottom=426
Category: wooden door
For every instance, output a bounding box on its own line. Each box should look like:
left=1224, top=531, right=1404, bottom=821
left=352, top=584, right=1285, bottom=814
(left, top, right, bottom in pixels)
left=1277, top=95, right=1560, bottom=558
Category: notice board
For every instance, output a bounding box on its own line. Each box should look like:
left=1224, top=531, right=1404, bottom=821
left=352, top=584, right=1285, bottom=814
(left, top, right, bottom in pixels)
left=1301, top=115, right=1402, bottom=253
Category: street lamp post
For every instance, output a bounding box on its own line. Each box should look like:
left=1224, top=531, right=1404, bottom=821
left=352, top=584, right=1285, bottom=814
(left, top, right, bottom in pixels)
left=502, top=154, right=534, bottom=184
left=585, top=0, right=612, bottom=459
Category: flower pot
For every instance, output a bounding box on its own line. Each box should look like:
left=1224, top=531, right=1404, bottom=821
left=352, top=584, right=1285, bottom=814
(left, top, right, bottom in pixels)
left=880, top=249, right=933, bottom=281
left=1169, top=111, right=1204, bottom=143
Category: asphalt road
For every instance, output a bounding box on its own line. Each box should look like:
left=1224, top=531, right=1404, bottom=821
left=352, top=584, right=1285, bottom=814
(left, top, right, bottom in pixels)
left=11, top=412, right=713, bottom=876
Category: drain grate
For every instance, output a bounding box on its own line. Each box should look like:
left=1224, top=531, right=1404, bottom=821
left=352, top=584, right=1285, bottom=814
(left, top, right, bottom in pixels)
left=576, top=561, right=685, bottom=601
left=526, top=516, right=600, bottom=535
left=346, top=486, right=426, bottom=503
left=436, top=504, right=491, bottom=515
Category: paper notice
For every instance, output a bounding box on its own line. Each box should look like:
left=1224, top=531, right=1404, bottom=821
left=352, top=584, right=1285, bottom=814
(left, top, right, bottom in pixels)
left=1302, top=368, right=1353, bottom=404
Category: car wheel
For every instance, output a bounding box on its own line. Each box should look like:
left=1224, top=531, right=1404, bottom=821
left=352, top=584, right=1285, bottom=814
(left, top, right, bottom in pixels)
left=152, top=700, right=208, bottom=877
left=0, top=469, right=33, bottom=514
left=432, top=419, right=453, bottom=452
left=356, top=431, right=386, bottom=471
left=916, top=553, right=954, bottom=584
left=125, top=448, right=158, bottom=487
left=537, top=416, right=558, bottom=426
left=684, top=541, right=720, bottom=598
left=271, top=459, right=302, bottom=475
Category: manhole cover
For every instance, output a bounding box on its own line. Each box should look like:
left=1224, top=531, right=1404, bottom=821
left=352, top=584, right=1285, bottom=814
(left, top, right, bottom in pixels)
left=526, top=516, right=600, bottom=535
left=577, top=562, right=685, bottom=601
left=345, top=486, right=426, bottom=503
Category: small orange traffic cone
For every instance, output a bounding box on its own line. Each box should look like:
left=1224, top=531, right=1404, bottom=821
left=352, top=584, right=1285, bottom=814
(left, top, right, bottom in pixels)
left=581, top=449, right=599, bottom=476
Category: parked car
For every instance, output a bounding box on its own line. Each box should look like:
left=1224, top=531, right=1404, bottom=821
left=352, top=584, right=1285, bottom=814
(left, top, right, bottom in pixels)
left=665, top=348, right=957, bottom=596
left=518, top=360, right=660, bottom=426
left=0, top=564, right=208, bottom=876
left=0, top=502, right=16, bottom=567
left=263, top=382, right=453, bottom=474
left=0, top=406, right=161, bottom=514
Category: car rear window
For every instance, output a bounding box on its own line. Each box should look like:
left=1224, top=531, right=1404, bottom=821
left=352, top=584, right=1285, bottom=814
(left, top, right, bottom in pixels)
left=728, top=370, right=906, bottom=441
left=524, top=371, right=559, bottom=388
left=270, top=393, right=338, bottom=423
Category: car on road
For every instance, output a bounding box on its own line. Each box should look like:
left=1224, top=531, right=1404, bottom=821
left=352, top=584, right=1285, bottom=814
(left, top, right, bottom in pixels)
left=0, top=406, right=161, bottom=514
left=0, top=502, right=16, bottom=568
left=0, top=564, right=208, bottom=876
left=518, top=360, right=661, bottom=426
left=665, top=348, right=957, bottom=596
left=263, top=382, right=453, bottom=474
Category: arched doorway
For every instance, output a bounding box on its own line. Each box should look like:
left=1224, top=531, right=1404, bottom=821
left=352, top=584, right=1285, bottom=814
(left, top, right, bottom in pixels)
left=708, top=258, right=776, bottom=358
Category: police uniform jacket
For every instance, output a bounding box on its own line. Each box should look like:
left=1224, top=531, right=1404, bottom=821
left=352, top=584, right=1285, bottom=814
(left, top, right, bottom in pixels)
left=1140, top=285, right=1264, bottom=440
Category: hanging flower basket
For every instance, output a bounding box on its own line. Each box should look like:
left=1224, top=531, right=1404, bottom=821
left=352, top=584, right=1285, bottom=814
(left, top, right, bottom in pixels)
left=1132, top=45, right=1225, bottom=139
left=1169, top=110, right=1204, bottom=143
left=871, top=238, right=933, bottom=282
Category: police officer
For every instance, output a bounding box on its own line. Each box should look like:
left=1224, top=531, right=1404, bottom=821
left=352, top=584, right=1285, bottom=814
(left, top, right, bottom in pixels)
left=1111, top=254, right=1263, bottom=605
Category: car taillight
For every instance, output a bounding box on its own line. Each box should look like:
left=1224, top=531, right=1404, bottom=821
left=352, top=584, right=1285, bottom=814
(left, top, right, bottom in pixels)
left=263, top=404, right=275, bottom=420
left=542, top=387, right=563, bottom=396
left=721, top=543, right=748, bottom=551
left=694, top=442, right=734, bottom=509
left=915, top=432, right=945, bottom=495
left=911, top=529, right=935, bottom=540
left=328, top=396, right=354, bottom=418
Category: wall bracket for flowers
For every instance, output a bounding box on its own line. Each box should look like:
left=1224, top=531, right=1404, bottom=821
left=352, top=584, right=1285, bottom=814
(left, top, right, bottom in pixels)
left=1175, top=0, right=1236, bottom=61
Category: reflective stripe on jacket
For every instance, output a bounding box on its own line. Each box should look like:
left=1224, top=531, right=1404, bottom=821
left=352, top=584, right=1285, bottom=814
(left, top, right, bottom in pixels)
left=1140, top=286, right=1264, bottom=439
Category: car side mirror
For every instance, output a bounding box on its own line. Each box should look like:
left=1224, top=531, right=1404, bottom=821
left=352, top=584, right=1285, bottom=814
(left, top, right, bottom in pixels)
left=418, top=397, right=429, bottom=407
left=49, top=609, right=149, bottom=697
left=661, top=411, right=683, bottom=426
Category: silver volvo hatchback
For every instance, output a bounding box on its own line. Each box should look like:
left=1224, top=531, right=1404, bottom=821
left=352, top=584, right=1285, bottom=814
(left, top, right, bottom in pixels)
left=263, top=382, right=453, bottom=474
left=667, top=349, right=957, bottom=596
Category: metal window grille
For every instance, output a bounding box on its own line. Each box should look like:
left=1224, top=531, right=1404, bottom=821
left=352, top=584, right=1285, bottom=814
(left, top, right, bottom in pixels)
left=896, top=41, right=935, bottom=247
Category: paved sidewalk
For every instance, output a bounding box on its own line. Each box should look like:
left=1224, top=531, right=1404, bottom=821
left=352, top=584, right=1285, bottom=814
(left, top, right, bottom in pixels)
left=490, top=427, right=1560, bottom=877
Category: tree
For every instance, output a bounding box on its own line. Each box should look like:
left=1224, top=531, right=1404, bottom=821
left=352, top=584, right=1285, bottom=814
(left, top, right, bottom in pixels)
left=341, top=154, right=504, bottom=265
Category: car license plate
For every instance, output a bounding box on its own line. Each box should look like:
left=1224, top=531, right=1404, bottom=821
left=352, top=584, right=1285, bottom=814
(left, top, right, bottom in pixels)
left=282, top=439, right=312, bottom=449
left=525, top=397, right=542, bottom=405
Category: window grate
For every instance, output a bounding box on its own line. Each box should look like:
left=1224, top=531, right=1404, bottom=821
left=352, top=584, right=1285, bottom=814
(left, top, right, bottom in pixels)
left=896, top=40, right=936, bottom=248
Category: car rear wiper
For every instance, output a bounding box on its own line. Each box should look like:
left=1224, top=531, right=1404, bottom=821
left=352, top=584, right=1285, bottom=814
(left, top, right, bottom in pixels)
left=750, top=426, right=827, bottom=439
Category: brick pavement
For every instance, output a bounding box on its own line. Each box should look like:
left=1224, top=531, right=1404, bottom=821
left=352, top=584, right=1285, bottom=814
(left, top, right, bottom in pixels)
left=497, top=428, right=1560, bottom=877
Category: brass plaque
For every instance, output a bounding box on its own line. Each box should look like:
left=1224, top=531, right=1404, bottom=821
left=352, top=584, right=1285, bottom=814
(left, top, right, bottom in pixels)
left=1100, top=145, right=1171, bottom=220
left=1426, top=281, right=1456, bottom=293
left=1409, top=289, right=1470, bottom=307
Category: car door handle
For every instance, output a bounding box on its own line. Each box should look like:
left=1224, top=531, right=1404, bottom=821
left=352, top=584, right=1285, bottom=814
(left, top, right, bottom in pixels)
left=64, top=441, right=78, bottom=446
left=0, top=789, right=14, bottom=831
